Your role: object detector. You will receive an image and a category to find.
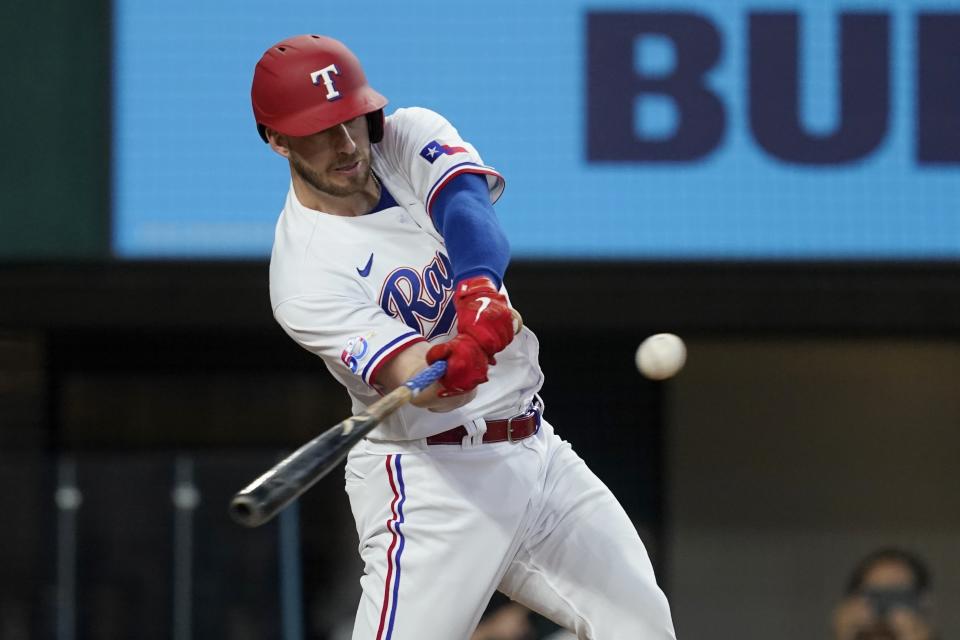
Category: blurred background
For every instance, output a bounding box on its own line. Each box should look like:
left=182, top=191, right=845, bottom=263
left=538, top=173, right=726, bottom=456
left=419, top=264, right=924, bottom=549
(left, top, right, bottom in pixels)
left=2, top=0, right=959, bottom=638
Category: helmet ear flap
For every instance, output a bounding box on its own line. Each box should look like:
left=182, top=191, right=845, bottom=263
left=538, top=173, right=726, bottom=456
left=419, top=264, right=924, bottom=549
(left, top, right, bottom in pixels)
left=366, top=110, right=385, bottom=144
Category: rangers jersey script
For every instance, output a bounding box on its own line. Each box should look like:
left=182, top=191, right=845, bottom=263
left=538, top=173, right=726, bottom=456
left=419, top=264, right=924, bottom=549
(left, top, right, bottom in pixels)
left=269, top=107, right=544, bottom=440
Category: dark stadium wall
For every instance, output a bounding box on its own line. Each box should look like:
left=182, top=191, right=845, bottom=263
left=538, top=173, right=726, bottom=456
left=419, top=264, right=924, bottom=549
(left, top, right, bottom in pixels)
left=1, top=0, right=111, bottom=259
left=667, top=341, right=960, bottom=640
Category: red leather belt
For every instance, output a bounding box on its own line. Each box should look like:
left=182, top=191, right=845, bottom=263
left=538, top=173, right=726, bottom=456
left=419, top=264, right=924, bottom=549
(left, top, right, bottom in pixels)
left=426, top=407, right=541, bottom=445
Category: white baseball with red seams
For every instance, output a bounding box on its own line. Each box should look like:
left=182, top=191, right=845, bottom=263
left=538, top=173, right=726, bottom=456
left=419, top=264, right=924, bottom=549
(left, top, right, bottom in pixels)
left=269, top=107, right=677, bottom=640
left=636, top=333, right=687, bottom=380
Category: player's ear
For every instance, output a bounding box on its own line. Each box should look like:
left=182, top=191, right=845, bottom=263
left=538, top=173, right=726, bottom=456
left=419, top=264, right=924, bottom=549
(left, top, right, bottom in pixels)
left=265, top=128, right=291, bottom=158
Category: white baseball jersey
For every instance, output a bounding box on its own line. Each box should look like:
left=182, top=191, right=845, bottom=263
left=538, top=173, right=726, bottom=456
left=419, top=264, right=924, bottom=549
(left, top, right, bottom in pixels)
left=269, top=107, right=544, bottom=441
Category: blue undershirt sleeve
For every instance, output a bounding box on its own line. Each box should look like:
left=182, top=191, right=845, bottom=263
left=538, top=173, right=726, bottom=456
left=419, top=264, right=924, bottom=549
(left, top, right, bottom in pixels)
left=431, top=173, right=510, bottom=289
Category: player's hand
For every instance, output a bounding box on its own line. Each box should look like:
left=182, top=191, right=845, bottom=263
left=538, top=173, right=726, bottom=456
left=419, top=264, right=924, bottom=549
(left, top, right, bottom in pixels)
left=425, top=334, right=490, bottom=397
left=453, top=276, right=514, bottom=362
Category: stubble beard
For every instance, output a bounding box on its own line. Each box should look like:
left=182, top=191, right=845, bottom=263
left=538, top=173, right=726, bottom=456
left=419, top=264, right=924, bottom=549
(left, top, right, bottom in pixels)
left=290, top=151, right=372, bottom=198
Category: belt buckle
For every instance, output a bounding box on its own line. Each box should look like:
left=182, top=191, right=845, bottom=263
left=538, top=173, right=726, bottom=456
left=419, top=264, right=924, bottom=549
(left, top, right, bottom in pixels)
left=506, top=415, right=516, bottom=443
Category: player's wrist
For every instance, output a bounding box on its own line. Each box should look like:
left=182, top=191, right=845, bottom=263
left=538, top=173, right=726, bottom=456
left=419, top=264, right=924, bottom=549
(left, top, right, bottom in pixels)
left=455, top=270, right=500, bottom=288
left=454, top=275, right=501, bottom=300
left=452, top=276, right=513, bottom=357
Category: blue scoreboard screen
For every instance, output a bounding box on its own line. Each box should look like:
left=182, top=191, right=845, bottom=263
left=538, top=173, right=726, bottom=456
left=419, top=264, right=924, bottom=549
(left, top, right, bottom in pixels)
left=112, top=1, right=960, bottom=259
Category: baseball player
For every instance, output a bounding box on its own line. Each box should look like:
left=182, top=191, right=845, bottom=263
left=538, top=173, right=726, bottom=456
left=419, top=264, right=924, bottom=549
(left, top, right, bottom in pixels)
left=251, top=34, right=677, bottom=640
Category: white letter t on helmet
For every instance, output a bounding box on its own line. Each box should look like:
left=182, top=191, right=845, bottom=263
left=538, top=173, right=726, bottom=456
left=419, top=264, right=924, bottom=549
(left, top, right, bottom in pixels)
left=310, top=64, right=342, bottom=100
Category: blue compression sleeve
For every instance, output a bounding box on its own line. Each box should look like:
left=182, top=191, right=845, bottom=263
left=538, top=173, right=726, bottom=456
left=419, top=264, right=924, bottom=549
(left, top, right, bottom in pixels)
left=431, top=172, right=510, bottom=288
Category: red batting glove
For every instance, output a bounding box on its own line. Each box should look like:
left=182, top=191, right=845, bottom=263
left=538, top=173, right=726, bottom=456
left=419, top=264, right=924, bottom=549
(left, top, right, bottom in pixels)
left=425, top=334, right=490, bottom=397
left=453, top=276, right=514, bottom=362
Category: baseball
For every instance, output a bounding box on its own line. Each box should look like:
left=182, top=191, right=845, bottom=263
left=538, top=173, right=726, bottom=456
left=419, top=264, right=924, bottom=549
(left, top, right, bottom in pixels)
left=635, top=333, right=687, bottom=380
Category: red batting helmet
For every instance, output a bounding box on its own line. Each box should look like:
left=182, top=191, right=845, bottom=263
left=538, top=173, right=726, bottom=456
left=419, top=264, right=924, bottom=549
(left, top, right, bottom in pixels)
left=251, top=35, right=388, bottom=143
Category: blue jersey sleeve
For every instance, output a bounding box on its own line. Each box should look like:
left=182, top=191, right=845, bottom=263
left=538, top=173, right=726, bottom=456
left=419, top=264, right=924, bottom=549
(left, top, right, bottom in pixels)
left=431, top=172, right=510, bottom=288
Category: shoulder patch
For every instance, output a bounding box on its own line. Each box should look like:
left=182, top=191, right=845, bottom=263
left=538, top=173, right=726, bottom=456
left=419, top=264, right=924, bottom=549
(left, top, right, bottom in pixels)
left=419, top=139, right=468, bottom=164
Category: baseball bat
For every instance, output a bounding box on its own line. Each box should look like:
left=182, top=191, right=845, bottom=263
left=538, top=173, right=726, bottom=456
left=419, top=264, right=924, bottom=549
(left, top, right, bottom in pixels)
left=229, top=360, right=447, bottom=528
left=229, top=309, right=523, bottom=528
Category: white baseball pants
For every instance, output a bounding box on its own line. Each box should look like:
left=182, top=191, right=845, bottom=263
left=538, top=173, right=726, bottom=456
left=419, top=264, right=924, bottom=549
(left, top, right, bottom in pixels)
left=344, top=418, right=677, bottom=640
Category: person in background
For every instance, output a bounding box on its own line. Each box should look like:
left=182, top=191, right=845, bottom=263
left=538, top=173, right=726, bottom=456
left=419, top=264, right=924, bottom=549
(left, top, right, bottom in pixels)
left=469, top=596, right=576, bottom=640
left=470, top=603, right=535, bottom=640
left=832, top=548, right=936, bottom=640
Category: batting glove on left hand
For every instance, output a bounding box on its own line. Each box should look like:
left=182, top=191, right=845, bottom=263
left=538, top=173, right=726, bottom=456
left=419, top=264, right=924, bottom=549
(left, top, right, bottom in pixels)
left=453, top=276, right=514, bottom=363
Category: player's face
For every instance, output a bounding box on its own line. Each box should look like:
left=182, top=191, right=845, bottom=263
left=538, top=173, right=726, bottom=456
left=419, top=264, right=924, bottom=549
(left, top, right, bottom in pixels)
left=286, top=116, right=372, bottom=197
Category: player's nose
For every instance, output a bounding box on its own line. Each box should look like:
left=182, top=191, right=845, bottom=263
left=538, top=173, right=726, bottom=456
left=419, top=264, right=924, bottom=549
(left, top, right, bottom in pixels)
left=334, top=123, right=357, bottom=154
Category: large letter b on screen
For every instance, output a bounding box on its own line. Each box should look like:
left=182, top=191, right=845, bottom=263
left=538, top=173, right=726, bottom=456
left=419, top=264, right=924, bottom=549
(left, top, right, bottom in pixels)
left=586, top=12, right=725, bottom=162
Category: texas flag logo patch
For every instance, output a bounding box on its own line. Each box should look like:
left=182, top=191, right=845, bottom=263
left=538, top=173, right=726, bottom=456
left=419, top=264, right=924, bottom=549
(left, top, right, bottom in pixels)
left=419, top=140, right=468, bottom=164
